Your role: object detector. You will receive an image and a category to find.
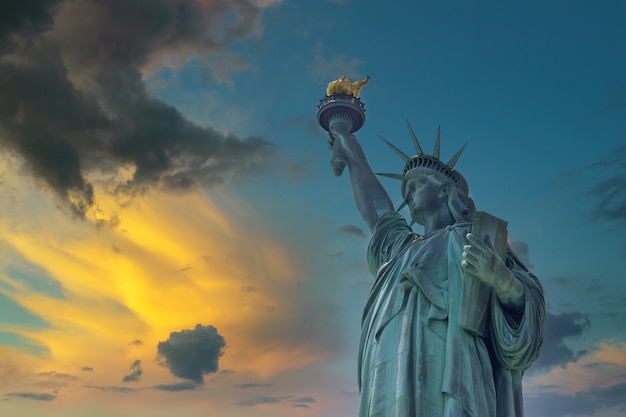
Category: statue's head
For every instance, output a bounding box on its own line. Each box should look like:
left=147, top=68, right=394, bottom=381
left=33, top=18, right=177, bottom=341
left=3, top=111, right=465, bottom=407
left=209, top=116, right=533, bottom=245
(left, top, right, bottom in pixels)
left=377, top=122, right=475, bottom=224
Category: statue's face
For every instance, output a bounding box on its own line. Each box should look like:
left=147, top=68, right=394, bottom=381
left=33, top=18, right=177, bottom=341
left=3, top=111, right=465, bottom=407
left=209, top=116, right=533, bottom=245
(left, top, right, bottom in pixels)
left=404, top=176, right=443, bottom=225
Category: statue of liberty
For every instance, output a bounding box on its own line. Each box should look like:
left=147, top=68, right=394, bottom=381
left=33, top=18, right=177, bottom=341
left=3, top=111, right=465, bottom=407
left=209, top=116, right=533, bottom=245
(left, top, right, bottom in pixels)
left=318, top=77, right=545, bottom=417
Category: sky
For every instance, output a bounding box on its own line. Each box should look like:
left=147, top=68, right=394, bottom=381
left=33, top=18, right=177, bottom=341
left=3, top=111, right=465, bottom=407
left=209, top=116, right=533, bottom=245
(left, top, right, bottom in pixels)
left=1, top=1, right=625, bottom=416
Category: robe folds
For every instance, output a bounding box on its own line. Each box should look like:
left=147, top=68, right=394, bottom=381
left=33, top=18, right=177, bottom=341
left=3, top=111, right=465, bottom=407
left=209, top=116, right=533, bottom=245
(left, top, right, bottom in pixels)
left=358, top=211, right=545, bottom=417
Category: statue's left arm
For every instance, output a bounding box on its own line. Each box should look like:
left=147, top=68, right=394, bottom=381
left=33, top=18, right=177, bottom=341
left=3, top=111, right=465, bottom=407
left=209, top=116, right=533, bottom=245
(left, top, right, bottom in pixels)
left=462, top=232, right=545, bottom=366
left=490, top=257, right=545, bottom=416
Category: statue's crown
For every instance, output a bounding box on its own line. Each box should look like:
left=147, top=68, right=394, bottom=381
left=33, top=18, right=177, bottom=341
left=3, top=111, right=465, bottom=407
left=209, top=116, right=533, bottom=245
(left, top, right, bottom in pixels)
left=376, top=121, right=467, bottom=204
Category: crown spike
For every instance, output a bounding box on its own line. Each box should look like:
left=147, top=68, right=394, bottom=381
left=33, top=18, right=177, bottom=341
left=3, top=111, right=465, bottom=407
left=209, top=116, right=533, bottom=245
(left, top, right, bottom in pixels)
left=378, top=135, right=410, bottom=162
left=446, top=143, right=467, bottom=169
left=406, top=119, right=424, bottom=155
left=375, top=172, right=404, bottom=180
left=433, top=126, right=441, bottom=159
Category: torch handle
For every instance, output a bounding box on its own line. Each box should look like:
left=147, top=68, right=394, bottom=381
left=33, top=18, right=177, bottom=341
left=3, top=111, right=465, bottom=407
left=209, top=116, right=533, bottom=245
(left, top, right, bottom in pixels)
left=330, top=135, right=347, bottom=177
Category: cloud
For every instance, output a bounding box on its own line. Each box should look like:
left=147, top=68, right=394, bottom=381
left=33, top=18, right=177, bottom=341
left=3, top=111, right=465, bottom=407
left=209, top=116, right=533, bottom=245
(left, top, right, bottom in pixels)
left=289, top=396, right=316, bottom=403
left=35, top=371, right=79, bottom=389
left=587, top=171, right=626, bottom=223
left=601, top=81, right=626, bottom=113
left=157, top=324, right=226, bottom=383
left=36, top=371, right=78, bottom=380
left=6, top=391, right=56, bottom=401
left=122, top=359, right=143, bottom=383
left=526, top=340, right=626, bottom=416
left=81, top=367, right=93, bottom=372
left=83, top=385, right=138, bottom=393
left=203, top=52, right=252, bottom=85
left=237, top=395, right=293, bottom=406
left=0, top=0, right=60, bottom=51
left=525, top=382, right=626, bottom=417
left=236, top=394, right=316, bottom=407
left=339, top=224, right=366, bottom=239
left=312, top=42, right=364, bottom=82
left=152, top=382, right=199, bottom=392
left=0, top=0, right=275, bottom=217
left=561, top=144, right=626, bottom=224
left=233, top=383, right=274, bottom=389
left=529, top=311, right=590, bottom=374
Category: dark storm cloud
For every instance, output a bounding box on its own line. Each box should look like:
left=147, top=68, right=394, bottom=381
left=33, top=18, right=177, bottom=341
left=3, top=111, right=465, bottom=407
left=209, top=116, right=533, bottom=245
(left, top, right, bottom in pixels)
left=122, top=359, right=143, bottom=383
left=6, top=391, right=56, bottom=401
left=339, top=224, right=366, bottom=239
left=157, top=324, right=225, bottom=383
left=0, top=0, right=60, bottom=51
left=0, top=0, right=274, bottom=217
left=529, top=311, right=590, bottom=374
left=152, top=382, right=199, bottom=392
left=525, top=381, right=626, bottom=417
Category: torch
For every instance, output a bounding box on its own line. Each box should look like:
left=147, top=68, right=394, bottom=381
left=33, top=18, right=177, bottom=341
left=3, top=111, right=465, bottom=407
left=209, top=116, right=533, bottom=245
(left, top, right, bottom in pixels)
left=317, top=76, right=368, bottom=176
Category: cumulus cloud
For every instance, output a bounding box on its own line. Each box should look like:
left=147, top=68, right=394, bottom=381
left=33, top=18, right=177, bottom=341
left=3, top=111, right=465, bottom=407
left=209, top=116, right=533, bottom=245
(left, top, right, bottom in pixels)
left=529, top=311, right=590, bottom=374
left=339, top=224, right=366, bottom=239
left=0, top=0, right=274, bottom=217
left=6, top=391, right=56, bottom=401
left=157, top=324, right=226, bottom=383
left=122, top=359, right=143, bottom=383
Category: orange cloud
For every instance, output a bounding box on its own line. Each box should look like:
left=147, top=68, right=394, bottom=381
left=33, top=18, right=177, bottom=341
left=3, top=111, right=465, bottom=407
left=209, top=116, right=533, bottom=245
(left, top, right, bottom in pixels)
left=0, top=164, right=338, bottom=402
left=526, top=341, right=626, bottom=395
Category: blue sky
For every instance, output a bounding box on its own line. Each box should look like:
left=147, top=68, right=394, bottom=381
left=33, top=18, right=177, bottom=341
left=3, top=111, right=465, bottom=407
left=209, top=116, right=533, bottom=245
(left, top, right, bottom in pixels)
left=1, top=1, right=625, bottom=416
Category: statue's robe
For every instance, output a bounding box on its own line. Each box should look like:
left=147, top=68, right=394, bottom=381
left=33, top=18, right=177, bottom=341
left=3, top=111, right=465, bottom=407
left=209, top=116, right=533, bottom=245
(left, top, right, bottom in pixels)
left=358, top=211, right=544, bottom=417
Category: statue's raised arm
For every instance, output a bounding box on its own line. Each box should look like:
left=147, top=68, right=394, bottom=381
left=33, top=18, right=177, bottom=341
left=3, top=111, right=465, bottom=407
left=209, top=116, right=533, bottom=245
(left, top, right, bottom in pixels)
left=317, top=76, right=393, bottom=231
left=328, top=119, right=393, bottom=231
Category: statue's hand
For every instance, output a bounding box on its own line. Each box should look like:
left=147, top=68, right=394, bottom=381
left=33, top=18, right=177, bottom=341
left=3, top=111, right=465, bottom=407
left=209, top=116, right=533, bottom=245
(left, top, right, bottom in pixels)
left=327, top=119, right=354, bottom=177
left=462, top=233, right=524, bottom=306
